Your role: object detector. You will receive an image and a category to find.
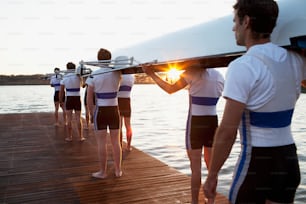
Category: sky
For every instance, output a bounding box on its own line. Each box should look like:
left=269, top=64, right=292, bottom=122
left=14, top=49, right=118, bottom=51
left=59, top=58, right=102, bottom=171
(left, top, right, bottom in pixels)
left=0, top=0, right=234, bottom=75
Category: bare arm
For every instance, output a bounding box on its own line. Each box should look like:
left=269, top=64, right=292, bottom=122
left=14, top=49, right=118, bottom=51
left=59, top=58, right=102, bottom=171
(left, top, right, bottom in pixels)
left=142, top=64, right=187, bottom=94
left=86, top=85, right=95, bottom=116
left=203, top=98, right=246, bottom=199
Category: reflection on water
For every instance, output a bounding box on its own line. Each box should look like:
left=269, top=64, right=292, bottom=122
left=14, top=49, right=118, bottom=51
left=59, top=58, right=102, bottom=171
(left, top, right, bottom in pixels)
left=0, top=85, right=305, bottom=203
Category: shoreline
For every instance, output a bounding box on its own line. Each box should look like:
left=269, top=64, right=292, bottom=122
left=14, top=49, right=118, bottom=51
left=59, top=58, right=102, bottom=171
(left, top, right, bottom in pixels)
left=0, top=73, right=155, bottom=86
left=0, top=74, right=156, bottom=85
left=1, top=74, right=305, bottom=93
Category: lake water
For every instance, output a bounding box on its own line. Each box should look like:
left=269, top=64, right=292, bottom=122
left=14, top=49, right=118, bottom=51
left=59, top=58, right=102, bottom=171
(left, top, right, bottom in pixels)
left=0, top=85, right=305, bottom=203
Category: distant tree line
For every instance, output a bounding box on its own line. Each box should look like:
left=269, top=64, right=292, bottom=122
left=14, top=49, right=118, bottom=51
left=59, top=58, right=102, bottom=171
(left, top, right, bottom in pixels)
left=0, top=74, right=155, bottom=85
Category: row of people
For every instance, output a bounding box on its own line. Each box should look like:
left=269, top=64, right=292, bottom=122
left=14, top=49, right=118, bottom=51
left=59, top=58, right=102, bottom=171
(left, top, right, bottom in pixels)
left=50, top=49, right=135, bottom=178
left=50, top=0, right=306, bottom=203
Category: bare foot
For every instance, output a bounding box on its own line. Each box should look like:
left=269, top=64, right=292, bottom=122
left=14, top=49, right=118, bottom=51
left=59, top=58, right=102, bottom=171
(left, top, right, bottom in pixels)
left=65, top=137, right=72, bottom=142
left=115, top=171, right=123, bottom=178
left=92, top=171, right=107, bottom=179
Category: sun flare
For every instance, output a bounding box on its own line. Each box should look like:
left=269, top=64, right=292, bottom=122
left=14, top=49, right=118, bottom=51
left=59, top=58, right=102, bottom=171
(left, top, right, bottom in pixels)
left=166, top=67, right=183, bottom=83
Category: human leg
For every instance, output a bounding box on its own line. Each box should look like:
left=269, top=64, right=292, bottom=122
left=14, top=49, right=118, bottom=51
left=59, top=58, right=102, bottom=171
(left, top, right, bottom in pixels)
left=84, top=105, right=90, bottom=129
left=92, top=129, right=108, bottom=178
left=124, top=116, right=133, bottom=151
left=187, top=149, right=202, bottom=204
left=119, top=116, right=123, bottom=148
left=75, top=110, right=85, bottom=141
left=65, top=110, right=73, bottom=141
left=109, top=129, right=122, bottom=177
left=54, top=102, right=60, bottom=126
left=203, top=146, right=212, bottom=169
left=60, top=102, right=67, bottom=125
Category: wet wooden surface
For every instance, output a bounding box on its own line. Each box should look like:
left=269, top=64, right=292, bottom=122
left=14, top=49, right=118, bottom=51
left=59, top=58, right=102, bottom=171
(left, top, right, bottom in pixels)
left=0, top=113, right=229, bottom=203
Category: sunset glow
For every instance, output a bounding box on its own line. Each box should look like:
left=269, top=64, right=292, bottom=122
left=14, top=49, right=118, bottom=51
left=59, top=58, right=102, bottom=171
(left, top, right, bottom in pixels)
left=166, top=67, right=183, bottom=83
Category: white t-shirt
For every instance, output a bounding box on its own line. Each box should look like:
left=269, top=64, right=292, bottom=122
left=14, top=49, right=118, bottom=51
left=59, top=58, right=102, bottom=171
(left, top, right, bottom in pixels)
left=86, top=68, right=121, bottom=106
left=224, top=42, right=306, bottom=147
left=117, top=74, right=135, bottom=98
left=182, top=68, right=224, bottom=116
left=50, top=75, right=62, bottom=92
left=60, top=73, right=81, bottom=96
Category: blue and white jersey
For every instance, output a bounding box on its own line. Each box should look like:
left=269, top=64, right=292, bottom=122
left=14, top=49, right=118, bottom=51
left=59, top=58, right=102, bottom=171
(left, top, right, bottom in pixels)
left=86, top=68, right=121, bottom=107
left=182, top=68, right=224, bottom=116
left=225, top=42, right=306, bottom=147
left=50, top=74, right=62, bottom=92
left=60, top=73, right=81, bottom=96
left=117, top=74, right=135, bottom=98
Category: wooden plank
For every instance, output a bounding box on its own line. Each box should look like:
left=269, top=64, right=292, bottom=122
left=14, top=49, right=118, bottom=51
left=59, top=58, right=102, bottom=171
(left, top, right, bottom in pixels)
left=0, top=113, right=229, bottom=203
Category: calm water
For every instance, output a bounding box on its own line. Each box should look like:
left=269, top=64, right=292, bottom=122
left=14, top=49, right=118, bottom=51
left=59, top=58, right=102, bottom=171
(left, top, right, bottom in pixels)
left=1, top=85, right=305, bottom=203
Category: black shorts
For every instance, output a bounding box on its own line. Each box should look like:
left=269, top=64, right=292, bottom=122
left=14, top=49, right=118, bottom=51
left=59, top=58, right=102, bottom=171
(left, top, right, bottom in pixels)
left=118, top=98, right=131, bottom=117
left=234, top=144, right=300, bottom=203
left=94, top=106, right=120, bottom=130
left=54, top=91, right=65, bottom=103
left=186, top=115, right=218, bottom=149
left=65, top=96, right=81, bottom=111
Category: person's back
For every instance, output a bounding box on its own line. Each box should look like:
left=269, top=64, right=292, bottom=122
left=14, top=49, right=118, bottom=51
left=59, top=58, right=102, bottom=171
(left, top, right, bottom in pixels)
left=60, top=62, right=84, bottom=142
left=62, top=74, right=81, bottom=95
left=182, top=68, right=224, bottom=116
left=87, top=49, right=123, bottom=179
left=118, top=73, right=135, bottom=151
left=118, top=74, right=135, bottom=98
left=91, top=70, right=121, bottom=107
left=141, top=63, right=224, bottom=204
left=228, top=43, right=306, bottom=146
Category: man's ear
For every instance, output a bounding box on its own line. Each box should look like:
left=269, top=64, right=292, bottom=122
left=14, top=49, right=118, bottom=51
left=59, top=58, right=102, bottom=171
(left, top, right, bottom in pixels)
left=243, top=15, right=251, bottom=29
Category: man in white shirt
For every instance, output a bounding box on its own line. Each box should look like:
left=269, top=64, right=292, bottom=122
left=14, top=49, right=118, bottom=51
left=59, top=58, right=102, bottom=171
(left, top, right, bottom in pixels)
left=50, top=67, right=66, bottom=126
left=87, top=49, right=123, bottom=179
left=60, top=62, right=85, bottom=142
left=203, top=0, right=306, bottom=203
left=118, top=72, right=135, bottom=151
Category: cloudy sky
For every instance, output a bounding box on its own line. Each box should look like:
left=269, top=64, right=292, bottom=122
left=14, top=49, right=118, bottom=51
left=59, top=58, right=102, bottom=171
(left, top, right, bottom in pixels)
left=0, top=0, right=234, bottom=75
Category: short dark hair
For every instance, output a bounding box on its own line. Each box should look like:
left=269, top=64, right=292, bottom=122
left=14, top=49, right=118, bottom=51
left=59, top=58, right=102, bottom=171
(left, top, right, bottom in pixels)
left=233, top=0, right=278, bottom=38
left=66, top=62, right=76, bottom=70
left=97, top=48, right=112, bottom=60
left=54, top=67, right=60, bottom=72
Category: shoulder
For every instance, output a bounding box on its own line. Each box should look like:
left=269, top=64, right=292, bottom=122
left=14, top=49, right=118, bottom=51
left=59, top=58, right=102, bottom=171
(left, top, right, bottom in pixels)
left=287, top=50, right=306, bottom=65
left=207, top=68, right=222, bottom=76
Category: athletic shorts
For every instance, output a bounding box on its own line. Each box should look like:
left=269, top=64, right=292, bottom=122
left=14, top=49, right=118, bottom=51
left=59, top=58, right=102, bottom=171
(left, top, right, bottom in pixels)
left=94, top=106, right=120, bottom=130
left=118, top=98, right=131, bottom=117
left=65, top=96, right=81, bottom=111
left=186, top=115, right=218, bottom=149
left=54, top=91, right=65, bottom=103
left=232, top=144, right=300, bottom=204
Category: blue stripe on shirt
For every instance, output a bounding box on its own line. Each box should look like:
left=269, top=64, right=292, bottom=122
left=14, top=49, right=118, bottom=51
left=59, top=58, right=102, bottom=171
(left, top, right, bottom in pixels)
left=249, top=109, right=293, bottom=128
left=66, top=88, right=80, bottom=92
left=119, top=85, right=132, bottom=92
left=96, top=92, right=117, bottom=99
left=191, top=96, right=219, bottom=106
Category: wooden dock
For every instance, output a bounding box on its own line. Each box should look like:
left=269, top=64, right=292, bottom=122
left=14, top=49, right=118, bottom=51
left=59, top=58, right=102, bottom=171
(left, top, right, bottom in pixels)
left=0, top=113, right=229, bottom=203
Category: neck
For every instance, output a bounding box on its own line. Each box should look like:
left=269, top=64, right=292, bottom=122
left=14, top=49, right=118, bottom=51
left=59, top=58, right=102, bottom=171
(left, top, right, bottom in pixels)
left=245, top=38, right=271, bottom=50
